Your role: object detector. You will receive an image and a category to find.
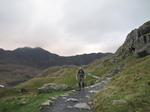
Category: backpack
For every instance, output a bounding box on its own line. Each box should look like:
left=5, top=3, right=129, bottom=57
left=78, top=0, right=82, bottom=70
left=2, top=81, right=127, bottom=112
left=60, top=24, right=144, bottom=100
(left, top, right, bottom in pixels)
left=78, top=69, right=85, bottom=77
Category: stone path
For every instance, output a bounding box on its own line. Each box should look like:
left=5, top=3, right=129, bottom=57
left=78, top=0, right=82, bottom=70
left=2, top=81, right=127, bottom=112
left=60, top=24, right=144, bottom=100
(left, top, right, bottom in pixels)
left=41, top=78, right=111, bottom=112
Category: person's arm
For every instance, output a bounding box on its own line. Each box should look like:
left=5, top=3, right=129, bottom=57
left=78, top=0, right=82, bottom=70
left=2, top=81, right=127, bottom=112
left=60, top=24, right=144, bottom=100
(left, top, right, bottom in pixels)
left=83, top=70, right=86, bottom=79
left=76, top=70, right=78, bottom=80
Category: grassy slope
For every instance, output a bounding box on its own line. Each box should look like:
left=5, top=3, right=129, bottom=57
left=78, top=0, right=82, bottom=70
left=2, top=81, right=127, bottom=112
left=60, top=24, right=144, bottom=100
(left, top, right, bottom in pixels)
left=94, top=55, right=150, bottom=112
left=0, top=65, right=96, bottom=112
left=0, top=91, right=67, bottom=112
left=39, top=65, right=97, bottom=86
left=85, top=55, right=118, bottom=77
left=0, top=54, right=149, bottom=112
left=0, top=76, right=71, bottom=112
left=0, top=64, right=41, bottom=86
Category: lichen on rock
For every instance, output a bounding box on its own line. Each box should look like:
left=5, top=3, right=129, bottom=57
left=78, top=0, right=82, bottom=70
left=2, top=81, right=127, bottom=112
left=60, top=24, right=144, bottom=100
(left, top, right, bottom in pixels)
left=38, top=83, right=72, bottom=93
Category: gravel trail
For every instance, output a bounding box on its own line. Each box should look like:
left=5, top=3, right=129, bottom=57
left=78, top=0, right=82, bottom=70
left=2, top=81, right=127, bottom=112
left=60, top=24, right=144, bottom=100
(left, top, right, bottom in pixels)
left=42, top=78, right=111, bottom=112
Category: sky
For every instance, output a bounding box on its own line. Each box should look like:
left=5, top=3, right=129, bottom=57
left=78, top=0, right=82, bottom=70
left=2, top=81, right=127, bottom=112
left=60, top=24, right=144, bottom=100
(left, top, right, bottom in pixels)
left=0, top=0, right=150, bottom=56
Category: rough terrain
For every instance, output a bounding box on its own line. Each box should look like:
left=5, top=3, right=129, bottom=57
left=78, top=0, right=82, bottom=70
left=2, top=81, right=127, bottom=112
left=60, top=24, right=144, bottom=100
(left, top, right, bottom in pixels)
left=41, top=78, right=111, bottom=112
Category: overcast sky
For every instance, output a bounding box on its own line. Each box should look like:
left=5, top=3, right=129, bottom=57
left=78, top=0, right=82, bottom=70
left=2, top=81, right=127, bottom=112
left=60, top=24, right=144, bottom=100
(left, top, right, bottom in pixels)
left=0, top=0, right=150, bottom=56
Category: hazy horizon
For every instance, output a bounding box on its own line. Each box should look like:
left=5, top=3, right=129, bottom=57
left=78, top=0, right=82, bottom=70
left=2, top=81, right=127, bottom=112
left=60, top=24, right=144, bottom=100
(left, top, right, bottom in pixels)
left=0, top=46, right=113, bottom=57
left=0, top=0, right=150, bottom=56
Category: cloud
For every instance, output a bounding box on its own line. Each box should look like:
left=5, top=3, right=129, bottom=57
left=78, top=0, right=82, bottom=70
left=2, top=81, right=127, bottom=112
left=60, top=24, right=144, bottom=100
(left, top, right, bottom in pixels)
left=0, top=0, right=150, bottom=56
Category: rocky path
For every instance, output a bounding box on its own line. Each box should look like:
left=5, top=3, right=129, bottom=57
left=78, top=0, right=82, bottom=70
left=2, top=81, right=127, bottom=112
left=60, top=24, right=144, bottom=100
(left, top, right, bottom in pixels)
left=41, top=78, right=111, bottom=112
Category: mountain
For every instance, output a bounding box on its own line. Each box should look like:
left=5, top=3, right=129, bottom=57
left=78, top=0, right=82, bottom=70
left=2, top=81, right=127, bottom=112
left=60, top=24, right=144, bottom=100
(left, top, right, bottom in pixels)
left=0, top=21, right=150, bottom=112
left=0, top=47, right=112, bottom=69
left=0, top=47, right=112, bottom=86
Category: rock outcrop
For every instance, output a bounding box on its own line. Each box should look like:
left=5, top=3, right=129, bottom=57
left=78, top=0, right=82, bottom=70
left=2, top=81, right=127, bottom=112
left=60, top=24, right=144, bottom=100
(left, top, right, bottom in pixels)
left=38, top=83, right=72, bottom=93
left=106, top=64, right=124, bottom=77
left=116, top=21, right=150, bottom=57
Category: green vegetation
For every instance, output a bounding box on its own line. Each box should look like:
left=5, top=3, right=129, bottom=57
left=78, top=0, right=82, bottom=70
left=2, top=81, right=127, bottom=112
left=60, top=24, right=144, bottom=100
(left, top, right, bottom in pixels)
left=0, top=77, right=67, bottom=112
left=40, top=65, right=96, bottom=87
left=145, top=33, right=150, bottom=36
left=0, top=91, right=67, bottom=112
left=93, top=55, right=150, bottom=112
left=138, top=21, right=150, bottom=30
left=15, top=77, right=58, bottom=92
left=1, top=54, right=150, bottom=112
left=0, top=64, right=41, bottom=86
left=0, top=65, right=96, bottom=112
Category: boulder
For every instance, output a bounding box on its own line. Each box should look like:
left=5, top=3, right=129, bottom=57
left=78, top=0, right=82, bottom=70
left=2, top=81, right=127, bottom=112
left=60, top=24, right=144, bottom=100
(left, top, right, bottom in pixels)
left=116, top=21, right=150, bottom=57
left=38, top=83, right=71, bottom=93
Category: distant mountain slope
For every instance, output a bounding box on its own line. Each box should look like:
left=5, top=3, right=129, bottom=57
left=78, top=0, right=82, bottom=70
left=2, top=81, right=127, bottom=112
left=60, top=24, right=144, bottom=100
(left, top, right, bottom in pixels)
left=0, top=47, right=112, bottom=86
left=0, top=47, right=112, bottom=69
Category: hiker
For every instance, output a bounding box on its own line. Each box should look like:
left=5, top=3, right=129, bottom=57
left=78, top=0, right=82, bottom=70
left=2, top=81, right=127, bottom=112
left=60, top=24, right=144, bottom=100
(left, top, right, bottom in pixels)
left=76, top=66, right=86, bottom=89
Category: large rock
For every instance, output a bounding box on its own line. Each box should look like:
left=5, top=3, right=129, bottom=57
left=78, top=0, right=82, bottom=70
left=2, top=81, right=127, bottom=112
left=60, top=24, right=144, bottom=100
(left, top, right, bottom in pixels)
left=74, top=103, right=91, bottom=110
left=38, top=83, right=71, bottom=93
left=116, top=21, right=150, bottom=57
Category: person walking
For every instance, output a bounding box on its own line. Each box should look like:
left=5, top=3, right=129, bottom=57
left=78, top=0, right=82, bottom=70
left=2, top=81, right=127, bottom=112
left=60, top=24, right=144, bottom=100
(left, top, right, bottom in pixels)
left=76, top=66, right=86, bottom=90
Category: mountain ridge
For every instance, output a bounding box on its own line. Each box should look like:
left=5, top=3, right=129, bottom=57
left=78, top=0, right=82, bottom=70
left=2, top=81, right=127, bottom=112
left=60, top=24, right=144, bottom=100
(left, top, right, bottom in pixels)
left=0, top=47, right=112, bottom=86
left=0, top=47, right=112, bottom=69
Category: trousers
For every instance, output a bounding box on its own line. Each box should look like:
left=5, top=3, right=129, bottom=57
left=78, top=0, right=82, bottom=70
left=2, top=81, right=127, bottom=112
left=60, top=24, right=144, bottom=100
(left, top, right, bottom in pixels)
left=78, top=77, right=85, bottom=88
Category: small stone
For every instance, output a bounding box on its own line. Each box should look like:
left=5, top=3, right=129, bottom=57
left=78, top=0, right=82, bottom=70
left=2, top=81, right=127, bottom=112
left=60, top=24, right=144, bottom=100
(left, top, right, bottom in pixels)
left=86, top=95, right=90, bottom=99
left=111, top=100, right=126, bottom=103
left=62, top=97, right=67, bottom=100
left=67, top=106, right=73, bottom=108
left=20, top=101, right=26, bottom=105
left=66, top=98, right=79, bottom=102
left=89, top=90, right=99, bottom=93
left=85, top=87, right=89, bottom=89
left=88, top=102, right=93, bottom=105
left=90, top=85, right=95, bottom=88
left=70, top=90, right=76, bottom=94
left=74, top=103, right=91, bottom=110
left=41, top=102, right=50, bottom=106
left=40, top=100, right=54, bottom=110
left=60, top=94, right=69, bottom=97
left=41, top=100, right=54, bottom=106
left=50, top=97, right=57, bottom=100
left=134, top=76, right=142, bottom=81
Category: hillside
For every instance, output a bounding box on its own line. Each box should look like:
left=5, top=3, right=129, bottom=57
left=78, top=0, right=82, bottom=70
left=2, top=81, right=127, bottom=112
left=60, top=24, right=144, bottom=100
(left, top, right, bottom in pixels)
left=91, top=20, right=150, bottom=112
left=0, top=21, right=150, bottom=112
left=0, top=47, right=111, bottom=86
left=0, top=47, right=112, bottom=69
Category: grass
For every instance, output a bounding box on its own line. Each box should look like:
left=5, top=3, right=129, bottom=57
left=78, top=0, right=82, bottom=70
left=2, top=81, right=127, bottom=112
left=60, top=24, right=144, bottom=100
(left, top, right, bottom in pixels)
left=39, top=65, right=96, bottom=87
left=0, top=76, right=68, bottom=112
left=0, top=91, right=68, bottom=112
left=93, top=55, right=150, bottom=112
left=1, top=54, right=150, bottom=112
left=14, top=77, right=58, bottom=92
left=0, top=65, right=96, bottom=112
left=145, top=32, right=150, bottom=36
left=0, top=76, right=70, bottom=112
